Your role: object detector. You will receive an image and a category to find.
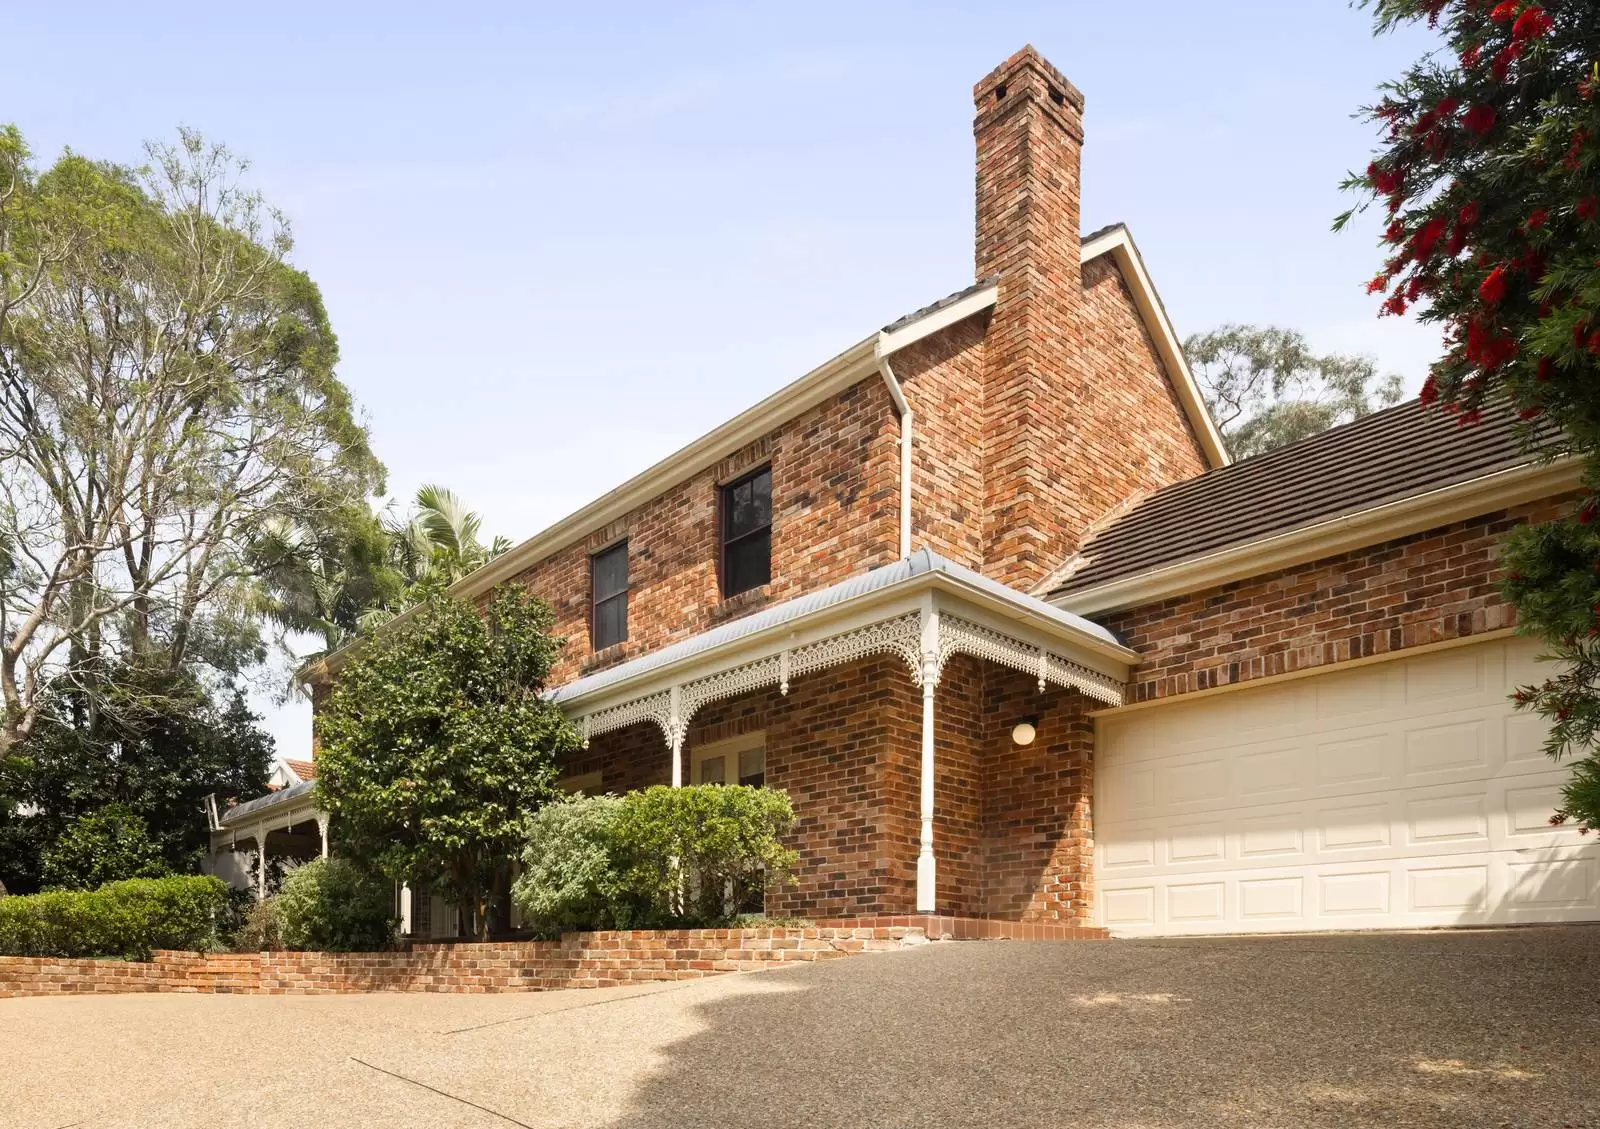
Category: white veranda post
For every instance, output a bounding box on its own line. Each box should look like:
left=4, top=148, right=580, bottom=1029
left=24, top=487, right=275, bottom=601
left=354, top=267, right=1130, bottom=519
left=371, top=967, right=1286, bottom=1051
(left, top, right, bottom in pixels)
left=669, top=685, right=684, bottom=787
left=917, top=602, right=939, bottom=913
left=255, top=825, right=269, bottom=902
left=316, top=812, right=331, bottom=859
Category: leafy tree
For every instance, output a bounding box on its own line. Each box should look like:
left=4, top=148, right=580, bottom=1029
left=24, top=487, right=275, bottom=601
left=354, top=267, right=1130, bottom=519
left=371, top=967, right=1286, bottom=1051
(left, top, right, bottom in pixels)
left=0, top=667, right=274, bottom=893
left=0, top=124, right=384, bottom=753
left=1184, top=325, right=1403, bottom=459
left=39, top=804, right=168, bottom=890
left=314, top=587, right=577, bottom=939
left=1343, top=1, right=1600, bottom=828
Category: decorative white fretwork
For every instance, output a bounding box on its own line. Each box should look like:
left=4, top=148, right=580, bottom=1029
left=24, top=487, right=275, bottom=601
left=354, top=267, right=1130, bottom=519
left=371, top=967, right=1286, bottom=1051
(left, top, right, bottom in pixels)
left=936, top=616, right=1125, bottom=707
left=790, top=612, right=923, bottom=684
left=678, top=655, right=783, bottom=734
left=570, top=609, right=1125, bottom=743
left=580, top=690, right=673, bottom=747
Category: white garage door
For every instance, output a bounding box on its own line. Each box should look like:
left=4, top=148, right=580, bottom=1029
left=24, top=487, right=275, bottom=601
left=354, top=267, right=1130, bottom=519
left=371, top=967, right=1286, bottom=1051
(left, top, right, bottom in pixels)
left=1095, top=637, right=1600, bottom=935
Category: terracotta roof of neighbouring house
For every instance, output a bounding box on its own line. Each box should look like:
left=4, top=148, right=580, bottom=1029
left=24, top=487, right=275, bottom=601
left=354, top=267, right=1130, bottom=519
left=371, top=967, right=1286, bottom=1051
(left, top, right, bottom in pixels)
left=1050, top=398, right=1556, bottom=598
left=285, top=759, right=316, bottom=781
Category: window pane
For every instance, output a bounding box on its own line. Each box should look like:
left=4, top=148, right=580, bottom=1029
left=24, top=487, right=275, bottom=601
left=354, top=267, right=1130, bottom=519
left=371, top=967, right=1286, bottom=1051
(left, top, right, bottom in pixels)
left=594, top=594, right=627, bottom=650
left=725, top=531, right=771, bottom=596
left=752, top=469, right=771, bottom=527
left=738, top=747, right=765, bottom=787
left=699, top=756, right=725, bottom=785
left=593, top=543, right=628, bottom=601
left=724, top=468, right=772, bottom=539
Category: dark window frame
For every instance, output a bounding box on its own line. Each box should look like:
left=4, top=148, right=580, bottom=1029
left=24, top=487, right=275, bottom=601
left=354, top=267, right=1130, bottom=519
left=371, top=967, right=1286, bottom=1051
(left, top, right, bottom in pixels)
left=590, top=539, right=629, bottom=651
left=719, top=465, right=772, bottom=598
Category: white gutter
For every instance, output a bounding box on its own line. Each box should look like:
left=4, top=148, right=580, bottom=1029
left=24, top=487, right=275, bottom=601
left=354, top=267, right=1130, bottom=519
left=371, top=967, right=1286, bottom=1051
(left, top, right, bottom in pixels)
left=874, top=339, right=914, bottom=559
left=1052, top=457, right=1581, bottom=616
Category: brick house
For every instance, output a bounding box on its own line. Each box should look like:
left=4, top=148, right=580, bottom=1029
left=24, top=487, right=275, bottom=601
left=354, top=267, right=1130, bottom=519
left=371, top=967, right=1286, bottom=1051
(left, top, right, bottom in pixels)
left=308, top=45, right=1596, bottom=937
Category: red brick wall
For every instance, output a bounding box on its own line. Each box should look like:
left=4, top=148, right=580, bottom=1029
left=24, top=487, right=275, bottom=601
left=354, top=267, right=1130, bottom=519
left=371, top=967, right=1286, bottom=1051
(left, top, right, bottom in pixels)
left=897, top=318, right=989, bottom=569
left=512, top=379, right=900, bottom=687
left=0, top=929, right=923, bottom=998
left=1102, top=497, right=1570, bottom=704
left=973, top=47, right=1208, bottom=590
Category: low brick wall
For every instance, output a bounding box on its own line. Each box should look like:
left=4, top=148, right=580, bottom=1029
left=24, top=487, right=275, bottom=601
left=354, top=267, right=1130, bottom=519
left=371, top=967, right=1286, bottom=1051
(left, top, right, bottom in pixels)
left=0, top=926, right=925, bottom=999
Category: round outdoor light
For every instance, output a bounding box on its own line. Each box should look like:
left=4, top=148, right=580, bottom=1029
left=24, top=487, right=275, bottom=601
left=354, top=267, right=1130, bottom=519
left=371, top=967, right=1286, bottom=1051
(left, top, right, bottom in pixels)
left=1011, top=720, right=1037, bottom=747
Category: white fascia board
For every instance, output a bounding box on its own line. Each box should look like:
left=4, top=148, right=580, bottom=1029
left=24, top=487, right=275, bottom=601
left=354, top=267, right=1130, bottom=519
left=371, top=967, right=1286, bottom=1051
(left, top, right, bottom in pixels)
left=1081, top=227, right=1230, bottom=469
left=1053, top=458, right=1581, bottom=617
left=557, top=568, right=1136, bottom=716
left=877, top=284, right=999, bottom=357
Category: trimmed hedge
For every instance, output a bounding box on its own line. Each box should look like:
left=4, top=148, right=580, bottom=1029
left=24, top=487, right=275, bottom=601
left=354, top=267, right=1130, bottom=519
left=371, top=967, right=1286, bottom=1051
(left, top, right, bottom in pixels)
left=276, top=859, right=396, bottom=952
left=0, top=875, right=230, bottom=960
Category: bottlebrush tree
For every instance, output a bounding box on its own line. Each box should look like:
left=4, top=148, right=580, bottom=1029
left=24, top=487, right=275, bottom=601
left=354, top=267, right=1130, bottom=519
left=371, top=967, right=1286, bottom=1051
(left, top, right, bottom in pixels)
left=1340, top=0, right=1600, bottom=828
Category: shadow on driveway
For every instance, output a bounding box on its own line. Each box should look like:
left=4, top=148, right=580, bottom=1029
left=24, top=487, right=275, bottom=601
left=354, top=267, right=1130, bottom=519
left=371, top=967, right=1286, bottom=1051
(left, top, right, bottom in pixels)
left=604, top=925, right=1600, bottom=1129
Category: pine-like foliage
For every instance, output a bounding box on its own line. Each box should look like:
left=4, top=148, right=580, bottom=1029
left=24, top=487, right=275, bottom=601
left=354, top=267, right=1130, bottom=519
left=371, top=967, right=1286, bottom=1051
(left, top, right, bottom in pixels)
left=1344, top=0, right=1600, bottom=828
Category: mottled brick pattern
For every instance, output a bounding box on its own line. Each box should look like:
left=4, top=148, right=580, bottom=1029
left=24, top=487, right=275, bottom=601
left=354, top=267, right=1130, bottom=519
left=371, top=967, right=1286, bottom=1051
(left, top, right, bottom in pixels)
left=1102, top=497, right=1571, bottom=704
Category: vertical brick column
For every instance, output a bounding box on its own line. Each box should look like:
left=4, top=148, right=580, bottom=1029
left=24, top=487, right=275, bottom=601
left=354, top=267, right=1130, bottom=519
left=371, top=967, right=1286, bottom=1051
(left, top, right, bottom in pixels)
left=974, top=47, right=1087, bottom=589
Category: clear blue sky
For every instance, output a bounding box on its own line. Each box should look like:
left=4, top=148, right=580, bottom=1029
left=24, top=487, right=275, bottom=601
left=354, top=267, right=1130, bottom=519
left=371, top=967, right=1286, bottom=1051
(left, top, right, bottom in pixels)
left=5, top=2, right=1442, bottom=759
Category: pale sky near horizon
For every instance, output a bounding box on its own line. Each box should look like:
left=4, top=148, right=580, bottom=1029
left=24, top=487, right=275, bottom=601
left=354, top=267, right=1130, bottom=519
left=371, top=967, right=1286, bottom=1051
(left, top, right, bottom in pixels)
left=5, top=2, right=1445, bottom=760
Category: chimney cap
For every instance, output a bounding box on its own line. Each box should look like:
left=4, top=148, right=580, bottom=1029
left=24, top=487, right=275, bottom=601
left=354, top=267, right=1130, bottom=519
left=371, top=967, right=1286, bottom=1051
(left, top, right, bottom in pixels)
left=973, top=45, right=1084, bottom=113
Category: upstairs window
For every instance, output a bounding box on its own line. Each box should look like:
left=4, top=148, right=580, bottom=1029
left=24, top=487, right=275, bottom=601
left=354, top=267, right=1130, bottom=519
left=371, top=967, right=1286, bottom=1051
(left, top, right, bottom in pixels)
left=721, top=466, right=772, bottom=597
left=591, top=541, right=628, bottom=651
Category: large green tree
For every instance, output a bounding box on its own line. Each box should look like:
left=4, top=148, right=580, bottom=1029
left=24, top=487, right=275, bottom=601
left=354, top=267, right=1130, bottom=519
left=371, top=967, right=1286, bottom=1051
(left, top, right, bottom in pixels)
left=0, top=125, right=384, bottom=753
left=1184, top=324, right=1404, bottom=459
left=314, top=587, right=576, bottom=939
left=1345, top=1, right=1600, bottom=827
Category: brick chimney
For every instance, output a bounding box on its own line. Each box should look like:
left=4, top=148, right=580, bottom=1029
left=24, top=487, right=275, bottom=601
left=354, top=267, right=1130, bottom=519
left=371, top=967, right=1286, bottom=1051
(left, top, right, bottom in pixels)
left=974, top=46, right=1089, bottom=590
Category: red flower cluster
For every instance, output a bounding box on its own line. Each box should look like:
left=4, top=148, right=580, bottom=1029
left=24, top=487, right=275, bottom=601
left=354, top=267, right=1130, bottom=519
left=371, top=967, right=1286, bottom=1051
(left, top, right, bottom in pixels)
left=1479, top=265, right=1508, bottom=304
left=1461, top=42, right=1483, bottom=68
left=1511, top=6, right=1553, bottom=39
left=1459, top=200, right=1481, bottom=227
left=1526, top=207, right=1549, bottom=230
left=1410, top=215, right=1449, bottom=260
left=1419, top=374, right=1439, bottom=405
left=1493, top=42, right=1523, bottom=80
left=1578, top=197, right=1599, bottom=221
left=1367, top=160, right=1404, bottom=197
left=1538, top=357, right=1555, bottom=381
left=1489, top=0, right=1519, bottom=20
left=1565, top=129, right=1590, bottom=171
left=1463, top=104, right=1496, bottom=136
left=1465, top=319, right=1517, bottom=368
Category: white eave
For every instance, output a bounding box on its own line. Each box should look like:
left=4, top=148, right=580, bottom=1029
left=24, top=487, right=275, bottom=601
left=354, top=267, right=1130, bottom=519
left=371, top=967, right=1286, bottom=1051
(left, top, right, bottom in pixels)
left=1081, top=225, right=1230, bottom=470
left=1051, top=457, right=1581, bottom=617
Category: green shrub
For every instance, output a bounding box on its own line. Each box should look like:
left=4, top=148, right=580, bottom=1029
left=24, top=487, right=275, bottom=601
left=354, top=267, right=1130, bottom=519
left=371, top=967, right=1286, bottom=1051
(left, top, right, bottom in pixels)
left=231, top=896, right=285, bottom=952
left=276, top=858, right=396, bottom=951
left=513, top=794, right=626, bottom=933
left=0, top=875, right=230, bottom=959
left=513, top=785, right=798, bottom=932
left=40, top=805, right=169, bottom=891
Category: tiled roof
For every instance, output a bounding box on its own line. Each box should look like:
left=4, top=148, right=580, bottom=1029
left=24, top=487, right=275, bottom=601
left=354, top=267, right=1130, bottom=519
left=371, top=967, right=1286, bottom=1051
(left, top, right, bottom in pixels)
left=285, top=759, right=317, bottom=781
left=882, top=277, right=999, bottom=334
left=1052, top=399, right=1555, bottom=597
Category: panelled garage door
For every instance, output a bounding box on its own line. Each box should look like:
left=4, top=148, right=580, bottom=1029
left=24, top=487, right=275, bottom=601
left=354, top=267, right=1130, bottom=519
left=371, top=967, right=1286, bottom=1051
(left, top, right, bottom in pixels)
left=1094, top=637, right=1600, bottom=935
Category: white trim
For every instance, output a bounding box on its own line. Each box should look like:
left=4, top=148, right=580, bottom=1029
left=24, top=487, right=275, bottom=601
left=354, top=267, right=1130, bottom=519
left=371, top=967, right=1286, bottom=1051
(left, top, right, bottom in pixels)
left=1054, top=458, right=1581, bottom=616
left=877, top=284, right=998, bottom=355
left=1081, top=226, right=1229, bottom=469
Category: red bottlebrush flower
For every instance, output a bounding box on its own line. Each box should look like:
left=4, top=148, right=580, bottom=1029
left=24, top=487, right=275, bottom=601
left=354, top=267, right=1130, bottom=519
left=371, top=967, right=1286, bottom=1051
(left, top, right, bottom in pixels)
left=1576, top=321, right=1592, bottom=349
left=1436, top=97, right=1460, bottom=117
left=1381, top=292, right=1408, bottom=317
left=1588, top=329, right=1600, bottom=355
left=1384, top=221, right=1405, bottom=244
left=1459, top=409, right=1484, bottom=426
left=1447, top=225, right=1469, bottom=257
left=1461, top=43, right=1483, bottom=68
left=1458, top=200, right=1481, bottom=228
left=1466, top=319, right=1518, bottom=368
left=1419, top=374, right=1439, bottom=405
left=1411, top=110, right=1438, bottom=136
left=1512, top=6, right=1553, bottom=39
left=1565, top=129, right=1591, bottom=171
left=1493, top=42, right=1523, bottom=80
left=1479, top=265, right=1508, bottom=304
left=1463, top=104, right=1496, bottom=136
left=1489, top=0, right=1519, bottom=20
left=1581, top=498, right=1598, bottom=524
left=1579, top=197, right=1599, bottom=221
left=1538, top=357, right=1554, bottom=381
left=1367, top=161, right=1405, bottom=197
left=1410, top=216, right=1448, bottom=260
left=1405, top=275, right=1427, bottom=303
left=1526, top=207, right=1549, bottom=230
left=1520, top=406, right=1544, bottom=419
left=1365, top=274, right=1388, bottom=295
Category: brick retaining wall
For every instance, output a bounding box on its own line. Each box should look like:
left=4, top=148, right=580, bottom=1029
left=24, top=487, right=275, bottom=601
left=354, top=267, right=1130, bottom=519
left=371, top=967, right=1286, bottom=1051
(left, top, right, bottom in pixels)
left=0, top=927, right=925, bottom=999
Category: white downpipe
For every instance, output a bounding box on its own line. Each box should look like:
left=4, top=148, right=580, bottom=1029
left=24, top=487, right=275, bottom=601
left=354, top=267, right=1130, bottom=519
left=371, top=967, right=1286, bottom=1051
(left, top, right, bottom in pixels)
left=874, top=336, right=913, bottom=559
left=916, top=598, right=939, bottom=913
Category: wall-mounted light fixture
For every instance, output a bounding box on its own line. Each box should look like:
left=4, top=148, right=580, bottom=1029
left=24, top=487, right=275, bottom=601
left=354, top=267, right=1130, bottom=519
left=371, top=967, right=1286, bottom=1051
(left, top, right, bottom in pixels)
left=1011, top=715, right=1040, bottom=747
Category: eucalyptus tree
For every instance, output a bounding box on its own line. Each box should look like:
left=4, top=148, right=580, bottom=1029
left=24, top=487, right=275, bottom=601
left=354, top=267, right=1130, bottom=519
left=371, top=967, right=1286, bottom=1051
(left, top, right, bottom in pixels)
left=0, top=126, right=383, bottom=753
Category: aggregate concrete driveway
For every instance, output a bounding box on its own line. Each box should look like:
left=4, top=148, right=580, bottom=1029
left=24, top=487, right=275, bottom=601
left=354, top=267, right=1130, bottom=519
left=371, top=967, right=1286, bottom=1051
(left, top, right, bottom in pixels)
left=5, top=925, right=1597, bottom=1129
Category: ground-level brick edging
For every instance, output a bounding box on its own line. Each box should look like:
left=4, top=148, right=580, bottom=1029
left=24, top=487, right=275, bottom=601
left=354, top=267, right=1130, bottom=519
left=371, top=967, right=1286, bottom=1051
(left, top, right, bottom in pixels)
left=815, top=916, right=1108, bottom=941
left=0, top=927, right=926, bottom=999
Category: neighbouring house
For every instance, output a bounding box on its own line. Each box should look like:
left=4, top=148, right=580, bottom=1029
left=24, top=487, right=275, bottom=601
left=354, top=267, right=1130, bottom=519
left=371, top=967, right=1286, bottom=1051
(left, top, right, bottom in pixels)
left=267, top=758, right=318, bottom=789
left=297, top=45, right=1596, bottom=938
